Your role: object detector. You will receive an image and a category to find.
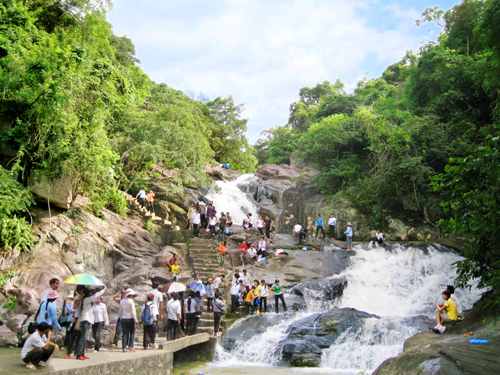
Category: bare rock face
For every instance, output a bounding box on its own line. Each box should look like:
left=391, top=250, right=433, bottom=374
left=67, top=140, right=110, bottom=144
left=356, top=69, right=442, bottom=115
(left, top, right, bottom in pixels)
left=205, top=166, right=242, bottom=181
left=256, top=163, right=319, bottom=182
left=0, top=325, right=19, bottom=347
left=28, top=173, right=74, bottom=209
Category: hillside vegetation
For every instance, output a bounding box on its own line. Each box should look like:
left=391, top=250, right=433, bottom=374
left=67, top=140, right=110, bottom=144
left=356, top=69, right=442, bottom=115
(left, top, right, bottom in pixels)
left=256, top=0, right=500, bottom=305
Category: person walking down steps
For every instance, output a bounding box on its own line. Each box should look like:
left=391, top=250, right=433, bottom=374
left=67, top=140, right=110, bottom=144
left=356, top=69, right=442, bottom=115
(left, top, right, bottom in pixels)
left=146, top=190, right=155, bottom=214
left=135, top=188, right=147, bottom=209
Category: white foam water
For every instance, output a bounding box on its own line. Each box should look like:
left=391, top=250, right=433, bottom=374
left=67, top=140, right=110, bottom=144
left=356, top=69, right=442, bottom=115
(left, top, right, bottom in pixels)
left=207, top=243, right=486, bottom=375
left=206, top=174, right=258, bottom=225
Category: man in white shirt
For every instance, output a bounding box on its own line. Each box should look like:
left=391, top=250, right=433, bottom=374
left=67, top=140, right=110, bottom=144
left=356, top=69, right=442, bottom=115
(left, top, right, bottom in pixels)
left=148, top=281, right=164, bottom=348
left=166, top=293, right=182, bottom=341
left=118, top=289, right=138, bottom=352
left=92, top=297, right=109, bottom=352
left=240, top=269, right=252, bottom=292
left=247, top=244, right=257, bottom=261
left=328, top=214, right=338, bottom=240
left=369, top=229, right=384, bottom=248
left=214, top=274, right=226, bottom=293
left=40, top=278, right=60, bottom=303
left=135, top=188, right=147, bottom=208
left=192, top=209, right=201, bottom=238
left=21, top=322, right=58, bottom=370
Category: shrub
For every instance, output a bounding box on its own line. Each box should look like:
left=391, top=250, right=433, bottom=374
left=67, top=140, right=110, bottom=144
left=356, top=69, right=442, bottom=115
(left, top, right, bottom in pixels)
left=92, top=188, right=128, bottom=217
left=3, top=296, right=17, bottom=312
left=0, top=270, right=16, bottom=288
left=0, top=216, right=34, bottom=254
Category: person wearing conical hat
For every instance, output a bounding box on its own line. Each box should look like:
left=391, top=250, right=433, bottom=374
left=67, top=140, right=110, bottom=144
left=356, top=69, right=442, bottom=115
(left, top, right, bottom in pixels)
left=345, top=222, right=354, bottom=251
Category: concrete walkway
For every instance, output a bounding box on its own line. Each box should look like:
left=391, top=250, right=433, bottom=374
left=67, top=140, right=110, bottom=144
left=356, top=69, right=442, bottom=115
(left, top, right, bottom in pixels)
left=0, top=333, right=210, bottom=375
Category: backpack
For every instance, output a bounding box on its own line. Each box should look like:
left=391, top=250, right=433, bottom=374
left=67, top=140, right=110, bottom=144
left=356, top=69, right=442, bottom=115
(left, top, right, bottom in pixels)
left=141, top=302, right=154, bottom=326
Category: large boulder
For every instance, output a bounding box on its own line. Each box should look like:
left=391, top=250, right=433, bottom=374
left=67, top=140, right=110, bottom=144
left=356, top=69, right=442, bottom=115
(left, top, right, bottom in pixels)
left=28, top=173, right=74, bottom=209
left=290, top=277, right=347, bottom=301
left=0, top=325, right=19, bottom=347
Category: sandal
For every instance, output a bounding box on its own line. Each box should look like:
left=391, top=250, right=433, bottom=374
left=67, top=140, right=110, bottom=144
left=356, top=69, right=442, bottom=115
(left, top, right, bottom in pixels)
left=26, top=364, right=36, bottom=370
left=64, top=355, right=70, bottom=359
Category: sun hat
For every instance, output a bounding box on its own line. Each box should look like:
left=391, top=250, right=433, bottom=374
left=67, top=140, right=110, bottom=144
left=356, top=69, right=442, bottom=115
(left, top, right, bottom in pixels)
left=347, top=222, right=352, bottom=226
left=48, top=290, right=58, bottom=300
left=124, top=288, right=136, bottom=298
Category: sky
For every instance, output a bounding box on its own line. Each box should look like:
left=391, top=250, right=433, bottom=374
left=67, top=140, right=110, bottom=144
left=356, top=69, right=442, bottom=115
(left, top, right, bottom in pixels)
left=107, top=0, right=459, bottom=144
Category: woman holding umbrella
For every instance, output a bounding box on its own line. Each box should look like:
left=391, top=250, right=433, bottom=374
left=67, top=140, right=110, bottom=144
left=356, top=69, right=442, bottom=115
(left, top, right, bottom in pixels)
left=75, top=286, right=106, bottom=360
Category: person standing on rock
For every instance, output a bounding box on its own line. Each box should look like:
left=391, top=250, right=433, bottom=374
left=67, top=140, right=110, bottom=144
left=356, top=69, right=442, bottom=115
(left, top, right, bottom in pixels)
left=206, top=278, right=215, bottom=314
left=208, top=212, right=218, bottom=240
left=40, top=278, right=60, bottom=303
left=328, top=214, right=337, bottom=240
left=259, top=280, right=269, bottom=313
left=345, top=222, right=354, bottom=251
left=166, top=293, right=181, bottom=341
left=243, top=286, right=256, bottom=317
left=264, top=215, right=274, bottom=243
left=214, top=274, right=226, bottom=294
left=192, top=291, right=204, bottom=334
left=253, top=280, right=261, bottom=314
left=146, top=190, right=155, bottom=214
left=193, top=208, right=201, bottom=238
left=135, top=188, right=147, bottom=209
left=148, top=281, right=164, bottom=349
left=212, top=293, right=225, bottom=336
left=239, top=241, right=249, bottom=266
left=118, top=288, right=138, bottom=353
left=230, top=279, right=244, bottom=314
left=91, top=296, right=109, bottom=352
left=256, top=215, right=265, bottom=235
left=187, top=203, right=195, bottom=230
left=315, top=214, right=326, bottom=240
left=240, top=269, right=252, bottom=292
left=218, top=212, right=228, bottom=241
left=271, top=279, right=288, bottom=314
left=219, top=241, right=227, bottom=271
left=200, top=202, right=207, bottom=229
left=21, top=322, right=59, bottom=370
left=75, top=286, right=106, bottom=360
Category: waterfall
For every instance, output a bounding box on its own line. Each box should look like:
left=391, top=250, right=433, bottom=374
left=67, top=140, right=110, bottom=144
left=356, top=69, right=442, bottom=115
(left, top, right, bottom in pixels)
left=212, top=243, right=486, bottom=374
left=206, top=174, right=258, bottom=224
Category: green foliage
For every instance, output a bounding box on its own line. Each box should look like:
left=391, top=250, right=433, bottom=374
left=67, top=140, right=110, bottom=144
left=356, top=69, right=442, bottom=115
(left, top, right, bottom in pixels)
left=146, top=219, right=153, bottom=232
left=0, top=216, right=34, bottom=253
left=91, top=188, right=128, bottom=217
left=0, top=166, right=34, bottom=219
left=0, top=270, right=16, bottom=288
left=3, top=296, right=17, bottom=312
left=72, top=225, right=85, bottom=235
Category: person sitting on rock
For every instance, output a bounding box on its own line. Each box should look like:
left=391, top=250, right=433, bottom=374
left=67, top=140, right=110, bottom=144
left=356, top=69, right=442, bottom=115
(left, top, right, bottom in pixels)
left=21, top=322, right=59, bottom=370
left=171, top=259, right=180, bottom=282
left=434, top=290, right=458, bottom=334
left=226, top=212, right=233, bottom=227
left=135, top=188, right=147, bottom=208
left=369, top=229, right=384, bottom=248
left=446, top=285, right=464, bottom=319
left=166, top=254, right=178, bottom=274
left=293, top=223, right=307, bottom=246
left=247, top=243, right=257, bottom=261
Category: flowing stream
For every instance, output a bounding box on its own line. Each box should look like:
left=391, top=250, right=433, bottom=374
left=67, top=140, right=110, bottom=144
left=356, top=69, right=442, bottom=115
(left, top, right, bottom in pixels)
left=175, top=175, right=485, bottom=375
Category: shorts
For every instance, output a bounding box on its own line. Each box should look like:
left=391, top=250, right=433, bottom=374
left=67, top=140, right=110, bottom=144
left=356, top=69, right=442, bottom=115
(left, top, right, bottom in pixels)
left=346, top=236, right=352, bottom=245
left=435, top=309, right=453, bottom=323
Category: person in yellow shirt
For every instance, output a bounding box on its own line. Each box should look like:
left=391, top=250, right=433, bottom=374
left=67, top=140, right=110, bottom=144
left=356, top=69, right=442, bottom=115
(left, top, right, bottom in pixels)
left=434, top=290, right=457, bottom=334
left=253, top=280, right=261, bottom=314
left=243, top=286, right=256, bottom=317
left=171, top=260, right=180, bottom=282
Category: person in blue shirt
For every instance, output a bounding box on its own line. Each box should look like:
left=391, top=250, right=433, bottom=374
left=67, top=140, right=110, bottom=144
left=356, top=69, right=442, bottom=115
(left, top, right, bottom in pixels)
left=345, top=222, right=354, bottom=251
left=36, top=290, right=62, bottom=331
left=62, top=291, right=75, bottom=350
left=315, top=214, right=326, bottom=240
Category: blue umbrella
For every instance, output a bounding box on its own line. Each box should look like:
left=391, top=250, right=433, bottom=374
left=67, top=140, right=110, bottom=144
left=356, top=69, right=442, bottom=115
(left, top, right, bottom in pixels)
left=187, top=282, right=206, bottom=296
